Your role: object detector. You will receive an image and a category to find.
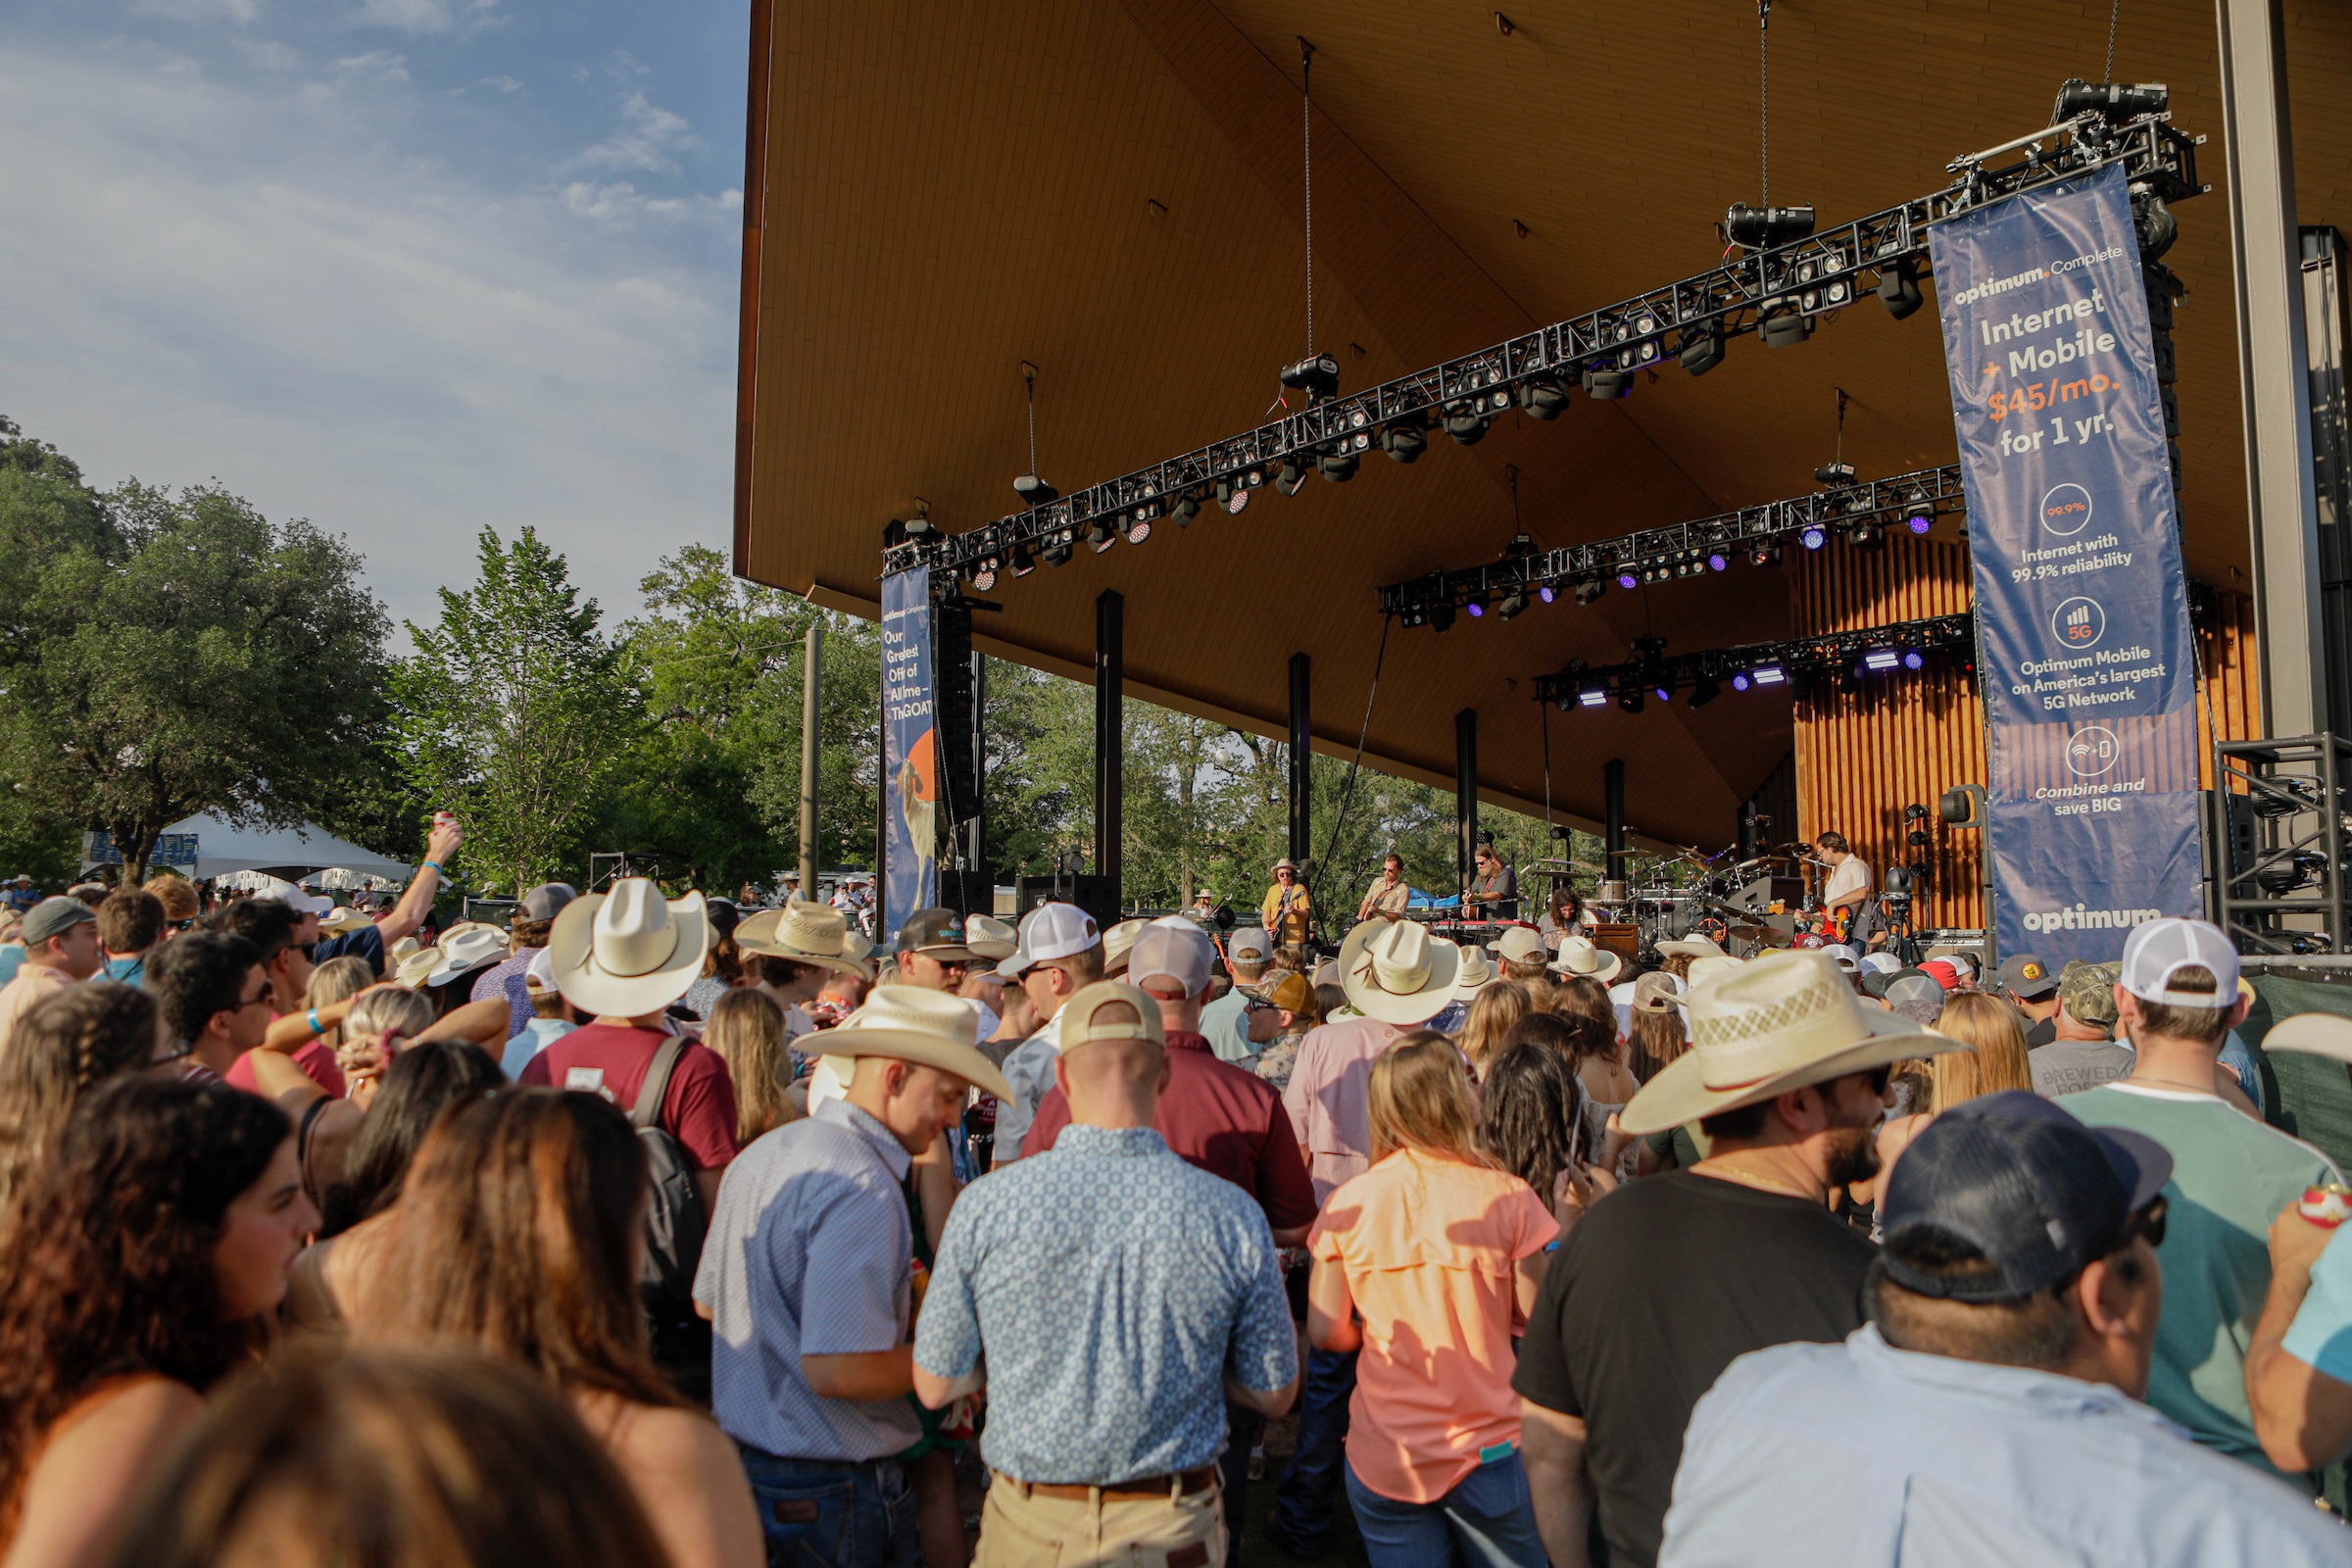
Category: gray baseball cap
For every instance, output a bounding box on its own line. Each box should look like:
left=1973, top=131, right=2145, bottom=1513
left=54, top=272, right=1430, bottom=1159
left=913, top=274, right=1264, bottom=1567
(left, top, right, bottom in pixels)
left=1228, top=927, right=1273, bottom=963
left=22, top=896, right=96, bottom=948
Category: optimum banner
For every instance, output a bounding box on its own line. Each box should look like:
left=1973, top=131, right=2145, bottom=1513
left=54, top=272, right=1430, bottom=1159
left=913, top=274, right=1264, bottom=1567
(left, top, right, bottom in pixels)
left=879, top=567, right=938, bottom=942
left=1931, top=162, right=2202, bottom=964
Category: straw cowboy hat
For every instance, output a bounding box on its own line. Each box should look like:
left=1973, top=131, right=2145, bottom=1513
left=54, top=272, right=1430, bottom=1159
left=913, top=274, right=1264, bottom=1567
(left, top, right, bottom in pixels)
left=1451, top=946, right=1499, bottom=1002
left=1686, top=954, right=1745, bottom=990
left=965, top=913, right=1018, bottom=962
left=1270, top=858, right=1300, bottom=874
left=2262, top=1013, right=2352, bottom=1062
left=392, top=946, right=444, bottom=989
left=426, top=924, right=509, bottom=989
left=817, top=984, right=1012, bottom=1101
left=318, top=906, right=371, bottom=937
left=1102, top=918, right=1150, bottom=976
left=389, top=935, right=421, bottom=966
left=547, top=878, right=710, bottom=1018
left=1617, top=949, right=1959, bottom=1136
left=1340, top=919, right=1463, bottom=1025
left=736, top=901, right=873, bottom=981
left=1656, top=934, right=1729, bottom=960
left=1549, top=936, right=1624, bottom=985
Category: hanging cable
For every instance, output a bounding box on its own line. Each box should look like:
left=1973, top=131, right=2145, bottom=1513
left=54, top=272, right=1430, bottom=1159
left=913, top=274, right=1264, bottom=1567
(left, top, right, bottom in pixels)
left=1299, top=36, right=1316, bottom=357
left=1836, top=386, right=1848, bottom=465
left=2103, top=0, right=2121, bottom=83
left=1022, top=363, right=1039, bottom=475
left=1758, top=0, right=1770, bottom=208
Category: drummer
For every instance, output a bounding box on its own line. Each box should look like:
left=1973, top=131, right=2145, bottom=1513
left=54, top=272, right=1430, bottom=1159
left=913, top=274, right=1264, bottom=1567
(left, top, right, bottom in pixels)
left=1538, top=884, right=1589, bottom=950
left=1356, top=853, right=1413, bottom=923
left=1462, top=842, right=1519, bottom=920
left=1261, top=858, right=1313, bottom=947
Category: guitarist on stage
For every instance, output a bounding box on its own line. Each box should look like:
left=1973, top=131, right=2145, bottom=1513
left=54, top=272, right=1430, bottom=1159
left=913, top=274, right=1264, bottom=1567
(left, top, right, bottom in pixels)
left=1813, top=831, right=1872, bottom=941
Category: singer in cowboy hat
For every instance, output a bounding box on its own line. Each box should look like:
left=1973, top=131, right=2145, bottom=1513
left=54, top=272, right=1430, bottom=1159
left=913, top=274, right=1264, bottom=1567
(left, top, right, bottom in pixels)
left=694, top=985, right=1009, bottom=1566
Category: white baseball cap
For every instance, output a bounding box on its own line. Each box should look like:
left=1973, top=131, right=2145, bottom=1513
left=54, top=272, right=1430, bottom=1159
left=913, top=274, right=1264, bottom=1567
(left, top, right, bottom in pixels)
left=998, top=902, right=1102, bottom=979
left=1820, top=943, right=1862, bottom=974
left=2120, top=917, right=2241, bottom=1008
left=1860, top=953, right=1903, bottom=975
left=1129, top=916, right=1214, bottom=999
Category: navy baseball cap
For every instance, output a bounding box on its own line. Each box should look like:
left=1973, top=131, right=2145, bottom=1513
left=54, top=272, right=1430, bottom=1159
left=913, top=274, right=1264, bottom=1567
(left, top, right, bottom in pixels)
left=1881, top=1091, right=2172, bottom=1302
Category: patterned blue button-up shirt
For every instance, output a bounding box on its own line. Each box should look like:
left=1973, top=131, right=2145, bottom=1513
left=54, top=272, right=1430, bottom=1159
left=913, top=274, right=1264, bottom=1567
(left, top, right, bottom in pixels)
left=913, top=1125, right=1297, bottom=1484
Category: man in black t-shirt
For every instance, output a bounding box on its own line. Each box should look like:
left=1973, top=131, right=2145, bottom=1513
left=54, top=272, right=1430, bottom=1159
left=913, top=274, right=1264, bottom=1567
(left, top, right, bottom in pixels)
left=1997, top=953, right=2060, bottom=1048
left=1515, top=950, right=1960, bottom=1568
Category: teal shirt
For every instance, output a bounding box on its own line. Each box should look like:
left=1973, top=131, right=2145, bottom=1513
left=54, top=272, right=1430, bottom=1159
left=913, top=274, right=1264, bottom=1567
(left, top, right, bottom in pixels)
left=1197, top=986, right=1257, bottom=1063
left=2059, top=1081, right=2341, bottom=1489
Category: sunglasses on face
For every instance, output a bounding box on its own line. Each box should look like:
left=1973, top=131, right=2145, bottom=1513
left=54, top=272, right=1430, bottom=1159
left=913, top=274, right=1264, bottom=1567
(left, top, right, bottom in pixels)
left=293, top=942, right=318, bottom=962
left=2125, top=1195, right=2169, bottom=1250
left=1245, top=998, right=1278, bottom=1013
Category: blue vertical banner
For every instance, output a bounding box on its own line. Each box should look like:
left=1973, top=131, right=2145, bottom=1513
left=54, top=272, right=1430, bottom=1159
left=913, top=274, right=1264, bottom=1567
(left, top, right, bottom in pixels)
left=879, top=567, right=937, bottom=942
left=1931, top=163, right=2203, bottom=964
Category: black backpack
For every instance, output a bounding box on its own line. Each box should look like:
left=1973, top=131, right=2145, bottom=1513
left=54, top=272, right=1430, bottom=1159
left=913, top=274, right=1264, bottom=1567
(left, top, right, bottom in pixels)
left=631, top=1036, right=712, bottom=1401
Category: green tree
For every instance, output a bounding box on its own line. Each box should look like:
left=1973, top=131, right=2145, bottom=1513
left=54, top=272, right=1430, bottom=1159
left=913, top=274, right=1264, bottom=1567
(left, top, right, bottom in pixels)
left=0, top=421, right=393, bottom=881
left=391, top=527, right=631, bottom=897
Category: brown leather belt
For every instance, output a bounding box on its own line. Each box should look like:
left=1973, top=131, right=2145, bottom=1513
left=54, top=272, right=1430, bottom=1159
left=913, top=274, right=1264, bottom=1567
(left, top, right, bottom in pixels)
left=997, top=1466, right=1218, bottom=1503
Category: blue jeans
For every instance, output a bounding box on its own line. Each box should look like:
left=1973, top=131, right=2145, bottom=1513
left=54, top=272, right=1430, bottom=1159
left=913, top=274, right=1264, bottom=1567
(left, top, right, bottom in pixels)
left=1271, top=1348, right=1356, bottom=1544
left=734, top=1446, right=919, bottom=1568
left=1344, top=1452, right=1547, bottom=1568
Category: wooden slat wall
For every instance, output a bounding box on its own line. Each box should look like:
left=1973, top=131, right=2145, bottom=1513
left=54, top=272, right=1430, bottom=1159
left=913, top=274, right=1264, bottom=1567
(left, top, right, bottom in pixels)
left=1792, top=536, right=1988, bottom=930
left=1792, top=540, right=2266, bottom=929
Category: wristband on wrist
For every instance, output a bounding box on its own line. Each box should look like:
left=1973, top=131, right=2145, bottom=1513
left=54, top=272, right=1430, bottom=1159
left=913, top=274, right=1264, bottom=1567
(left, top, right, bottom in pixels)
left=422, top=860, right=444, bottom=875
left=307, top=1007, right=323, bottom=1036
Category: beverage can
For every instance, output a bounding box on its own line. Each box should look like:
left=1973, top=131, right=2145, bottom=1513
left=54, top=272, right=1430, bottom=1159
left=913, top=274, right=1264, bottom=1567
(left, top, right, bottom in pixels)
left=2300, top=1184, right=2352, bottom=1228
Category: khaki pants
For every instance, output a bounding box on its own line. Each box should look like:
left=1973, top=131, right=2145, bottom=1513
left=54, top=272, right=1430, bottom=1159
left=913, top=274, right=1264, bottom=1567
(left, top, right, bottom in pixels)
left=974, top=1473, right=1224, bottom=1568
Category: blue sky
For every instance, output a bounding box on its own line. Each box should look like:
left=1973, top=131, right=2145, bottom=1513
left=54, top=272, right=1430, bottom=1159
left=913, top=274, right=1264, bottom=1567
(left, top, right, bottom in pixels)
left=0, top=0, right=750, bottom=632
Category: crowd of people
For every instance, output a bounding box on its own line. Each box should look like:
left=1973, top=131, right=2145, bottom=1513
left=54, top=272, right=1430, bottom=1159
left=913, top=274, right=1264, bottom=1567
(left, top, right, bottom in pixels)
left=6, top=828, right=2352, bottom=1567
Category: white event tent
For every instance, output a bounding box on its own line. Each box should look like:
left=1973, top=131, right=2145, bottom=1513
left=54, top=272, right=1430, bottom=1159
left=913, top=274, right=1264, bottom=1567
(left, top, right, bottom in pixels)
left=83, top=814, right=414, bottom=886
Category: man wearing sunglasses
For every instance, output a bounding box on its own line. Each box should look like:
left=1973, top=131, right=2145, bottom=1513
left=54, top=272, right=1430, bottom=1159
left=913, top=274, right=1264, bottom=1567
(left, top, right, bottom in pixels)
left=1657, top=1091, right=2345, bottom=1566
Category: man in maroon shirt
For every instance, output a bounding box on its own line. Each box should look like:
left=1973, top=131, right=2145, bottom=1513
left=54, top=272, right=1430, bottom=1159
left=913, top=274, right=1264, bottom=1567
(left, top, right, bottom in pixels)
left=1023, top=915, right=1315, bottom=1552
left=519, top=878, right=741, bottom=1216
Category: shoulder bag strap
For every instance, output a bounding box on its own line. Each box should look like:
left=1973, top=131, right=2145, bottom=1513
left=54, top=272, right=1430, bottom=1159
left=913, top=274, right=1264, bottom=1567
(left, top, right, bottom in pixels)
left=631, top=1035, right=687, bottom=1131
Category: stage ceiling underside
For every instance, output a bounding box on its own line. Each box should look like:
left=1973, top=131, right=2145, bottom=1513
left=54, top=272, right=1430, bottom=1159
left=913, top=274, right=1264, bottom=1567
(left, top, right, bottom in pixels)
left=735, top=0, right=2352, bottom=851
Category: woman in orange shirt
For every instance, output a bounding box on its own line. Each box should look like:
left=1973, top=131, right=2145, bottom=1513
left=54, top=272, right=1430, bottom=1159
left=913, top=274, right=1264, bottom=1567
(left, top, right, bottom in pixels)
left=1304, top=1034, right=1561, bottom=1567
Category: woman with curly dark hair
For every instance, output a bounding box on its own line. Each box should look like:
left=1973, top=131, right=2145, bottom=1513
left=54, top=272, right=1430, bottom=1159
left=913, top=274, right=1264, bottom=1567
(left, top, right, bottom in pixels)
left=0, top=1075, right=314, bottom=1565
left=363, top=1089, right=760, bottom=1568
left=1479, top=1025, right=1590, bottom=1202
left=0, top=982, right=161, bottom=1222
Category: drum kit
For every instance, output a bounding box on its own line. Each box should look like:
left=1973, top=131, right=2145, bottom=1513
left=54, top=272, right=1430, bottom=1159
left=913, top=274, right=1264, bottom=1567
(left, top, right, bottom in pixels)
left=1573, top=843, right=1832, bottom=960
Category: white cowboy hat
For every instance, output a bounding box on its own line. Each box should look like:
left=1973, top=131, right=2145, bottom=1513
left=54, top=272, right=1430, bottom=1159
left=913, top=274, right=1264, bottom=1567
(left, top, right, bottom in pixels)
left=1451, top=946, right=1499, bottom=1002
left=318, top=906, right=371, bottom=937
left=1656, top=934, right=1728, bottom=960
left=1618, top=950, right=1961, bottom=1136
left=392, top=946, right=444, bottom=990
left=735, top=901, right=873, bottom=981
left=1548, top=936, right=1624, bottom=985
left=819, top=984, right=1012, bottom=1101
left=965, top=913, right=1018, bottom=962
left=427, top=925, right=509, bottom=988
left=547, top=878, right=710, bottom=1018
left=1339, top=919, right=1462, bottom=1025
left=2262, top=1013, right=2352, bottom=1062
left=1686, top=954, right=1746, bottom=991
left=1102, top=918, right=1151, bottom=975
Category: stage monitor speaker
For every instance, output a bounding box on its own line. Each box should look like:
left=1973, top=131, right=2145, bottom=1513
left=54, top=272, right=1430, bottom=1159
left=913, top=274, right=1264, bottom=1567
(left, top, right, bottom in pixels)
left=1012, top=875, right=1120, bottom=934
left=937, top=864, right=993, bottom=921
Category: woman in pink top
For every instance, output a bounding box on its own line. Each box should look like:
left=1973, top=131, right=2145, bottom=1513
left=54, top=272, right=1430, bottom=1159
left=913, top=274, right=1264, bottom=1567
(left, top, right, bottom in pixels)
left=1305, top=1035, right=1560, bottom=1568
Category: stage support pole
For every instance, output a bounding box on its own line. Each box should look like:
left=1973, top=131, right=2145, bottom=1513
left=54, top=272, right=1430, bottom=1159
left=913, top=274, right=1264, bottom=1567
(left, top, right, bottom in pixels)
left=2219, top=0, right=2328, bottom=736
left=1095, top=590, right=1123, bottom=906
left=1455, top=710, right=1478, bottom=901
left=798, top=621, right=823, bottom=896
left=964, top=650, right=987, bottom=908
left=1289, top=655, right=1311, bottom=865
left=1604, top=759, right=1628, bottom=885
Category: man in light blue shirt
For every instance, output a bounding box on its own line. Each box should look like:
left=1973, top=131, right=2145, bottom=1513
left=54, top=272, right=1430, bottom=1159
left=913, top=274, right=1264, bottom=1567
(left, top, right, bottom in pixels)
left=915, top=980, right=1299, bottom=1563
left=1198, top=925, right=1272, bottom=1062
left=1659, top=1092, right=2348, bottom=1567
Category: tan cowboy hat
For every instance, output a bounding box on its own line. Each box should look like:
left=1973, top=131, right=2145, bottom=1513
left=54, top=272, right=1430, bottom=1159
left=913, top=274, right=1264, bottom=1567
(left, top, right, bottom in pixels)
left=1656, top=934, right=1729, bottom=960
left=1270, top=858, right=1300, bottom=874
left=1451, top=946, right=1499, bottom=1002
left=318, top=906, right=371, bottom=937
left=1339, top=919, right=1463, bottom=1025
left=1494, top=926, right=1546, bottom=965
left=819, top=984, right=1012, bottom=1100
left=426, top=924, right=509, bottom=989
left=392, top=946, right=444, bottom=989
left=389, top=935, right=421, bottom=965
left=1548, top=936, right=1624, bottom=985
left=1618, top=950, right=1959, bottom=1136
left=1102, top=918, right=1150, bottom=976
left=1687, top=954, right=1746, bottom=991
left=547, top=878, right=710, bottom=1018
left=2262, top=1013, right=2352, bottom=1062
left=736, top=901, right=873, bottom=981
left=965, top=913, right=1017, bottom=962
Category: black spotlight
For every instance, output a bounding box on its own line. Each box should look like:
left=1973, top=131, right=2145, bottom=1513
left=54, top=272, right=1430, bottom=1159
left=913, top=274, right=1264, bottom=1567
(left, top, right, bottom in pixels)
left=2132, top=188, right=2178, bottom=261
left=1086, top=518, right=1117, bottom=554
left=1903, top=802, right=1929, bottom=821
left=1274, top=461, right=1308, bottom=497
left=1519, top=377, right=1572, bottom=419
left=1849, top=520, right=1883, bottom=550
left=1443, top=405, right=1491, bottom=446
left=1582, top=364, right=1633, bottom=400
left=1617, top=685, right=1645, bottom=714
left=1496, top=588, right=1529, bottom=620
left=969, top=559, right=1000, bottom=592
left=1814, top=462, right=1857, bottom=487
left=1319, top=447, right=1360, bottom=483
left=1725, top=203, right=1816, bottom=248
left=1759, top=305, right=1813, bottom=347
left=1041, top=533, right=1074, bottom=567
left=1429, top=600, right=1456, bottom=634
left=1878, top=259, right=1924, bottom=319
left=1170, top=492, right=1201, bottom=527
left=1907, top=828, right=1932, bottom=848
left=1788, top=667, right=1818, bottom=700
left=2052, top=78, right=2169, bottom=122
left=1679, top=321, right=1724, bottom=376
left=1573, top=578, right=1605, bottom=605
left=1750, top=541, right=1784, bottom=567
left=1009, top=541, right=1038, bottom=576
left=1380, top=418, right=1428, bottom=463
left=1013, top=472, right=1058, bottom=506
left=1280, top=352, right=1341, bottom=401
left=1689, top=673, right=1722, bottom=709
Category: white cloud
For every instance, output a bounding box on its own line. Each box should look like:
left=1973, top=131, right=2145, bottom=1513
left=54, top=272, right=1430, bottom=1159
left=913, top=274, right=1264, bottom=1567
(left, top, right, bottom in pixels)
left=328, top=50, right=410, bottom=82
left=476, top=74, right=523, bottom=94
left=0, top=46, right=737, bottom=634
left=132, top=0, right=261, bottom=24
left=568, top=85, right=701, bottom=175
left=349, top=0, right=498, bottom=36
left=238, top=40, right=302, bottom=70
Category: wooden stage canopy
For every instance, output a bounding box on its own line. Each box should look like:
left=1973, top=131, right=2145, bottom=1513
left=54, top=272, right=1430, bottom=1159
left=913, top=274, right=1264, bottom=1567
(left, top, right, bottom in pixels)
left=733, top=0, right=2351, bottom=853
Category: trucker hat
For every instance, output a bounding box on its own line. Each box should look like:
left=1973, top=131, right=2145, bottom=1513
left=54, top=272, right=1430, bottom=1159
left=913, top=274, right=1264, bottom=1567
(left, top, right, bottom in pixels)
left=1058, top=980, right=1166, bottom=1051
left=519, top=882, right=578, bottom=922
left=997, top=903, right=1102, bottom=979
left=1819, top=943, right=1862, bottom=974
left=1227, top=927, right=1273, bottom=964
left=1881, top=1090, right=2172, bottom=1302
left=2120, top=917, right=2242, bottom=1008
left=1494, top=926, right=1546, bottom=965
left=1243, top=970, right=1317, bottom=1016
left=1998, top=954, right=2057, bottom=1001
left=2057, top=960, right=2122, bottom=1026
left=1129, top=916, right=1215, bottom=999
left=21, top=896, right=96, bottom=948
left=896, top=907, right=975, bottom=961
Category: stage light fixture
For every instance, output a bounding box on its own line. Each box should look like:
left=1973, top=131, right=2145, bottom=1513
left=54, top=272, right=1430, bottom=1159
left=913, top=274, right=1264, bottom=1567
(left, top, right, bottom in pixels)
left=1496, top=589, right=1529, bottom=620
left=1707, top=552, right=1729, bottom=572
left=1379, top=420, right=1428, bottom=463
left=1009, top=542, right=1038, bottom=577
left=1466, top=600, right=1485, bottom=618
left=1274, top=461, right=1307, bottom=497
left=1750, top=542, right=1784, bottom=568
left=1864, top=649, right=1901, bottom=671
left=1850, top=520, right=1883, bottom=550
left=1732, top=671, right=1751, bottom=692
left=2132, top=187, right=2178, bottom=261
left=1752, top=664, right=1787, bottom=686
left=1690, top=673, right=1721, bottom=708
left=1087, top=518, right=1117, bottom=554
left=1618, top=687, right=1645, bottom=714
left=1318, top=447, right=1360, bottom=483
left=2053, top=78, right=2169, bottom=122
left=1814, top=462, right=1856, bottom=486
left=1799, top=525, right=1827, bottom=550
left=1013, top=472, right=1059, bottom=506
left=1124, top=507, right=1154, bottom=546
left=1582, top=364, right=1633, bottom=400
left=970, top=562, right=999, bottom=592
left=1679, top=320, right=1725, bottom=376
left=1575, top=579, right=1606, bottom=605
left=1759, top=305, right=1814, bottom=347
left=1902, top=651, right=1925, bottom=670
left=1538, top=582, right=1557, bottom=605
left=1429, top=600, right=1456, bottom=634
left=1280, top=352, right=1341, bottom=400
left=1171, top=492, right=1201, bottom=527
left=1443, top=405, right=1492, bottom=446
left=1904, top=803, right=1929, bottom=821
left=1903, top=491, right=1934, bottom=532
left=1616, top=570, right=1640, bottom=590
left=1578, top=685, right=1608, bottom=708
left=1041, top=535, right=1074, bottom=568
left=1725, top=203, right=1817, bottom=248
left=1519, top=377, right=1572, bottom=419
left=1878, top=259, right=1924, bottom=319
left=1788, top=667, right=1817, bottom=699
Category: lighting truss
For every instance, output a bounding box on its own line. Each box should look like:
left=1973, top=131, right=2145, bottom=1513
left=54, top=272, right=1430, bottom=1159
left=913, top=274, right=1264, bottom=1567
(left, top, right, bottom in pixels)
left=1377, top=466, right=1966, bottom=624
left=1530, top=614, right=1977, bottom=710
left=881, top=111, right=2201, bottom=582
